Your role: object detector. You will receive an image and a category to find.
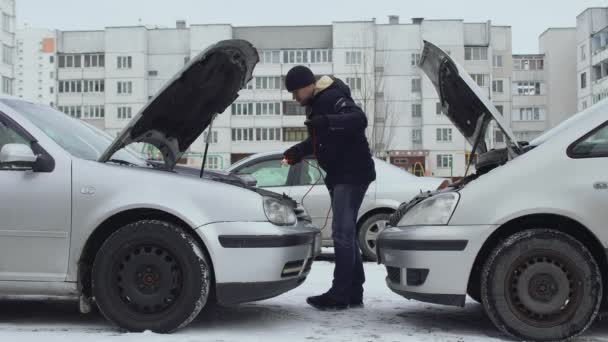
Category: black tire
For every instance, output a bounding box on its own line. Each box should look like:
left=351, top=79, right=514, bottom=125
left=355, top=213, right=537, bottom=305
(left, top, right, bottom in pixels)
left=92, top=220, right=211, bottom=333
left=481, top=229, right=602, bottom=341
left=357, top=213, right=391, bottom=261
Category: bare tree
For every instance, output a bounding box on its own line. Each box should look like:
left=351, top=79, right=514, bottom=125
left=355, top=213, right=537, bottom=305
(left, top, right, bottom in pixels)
left=347, top=24, right=399, bottom=160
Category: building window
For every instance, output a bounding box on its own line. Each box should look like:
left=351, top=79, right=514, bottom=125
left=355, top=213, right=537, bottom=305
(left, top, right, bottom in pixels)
left=471, top=74, right=488, bottom=87
left=412, top=129, right=422, bottom=144
left=514, top=107, right=543, bottom=121
left=346, top=77, right=362, bottom=91
left=581, top=45, right=586, bottom=61
left=202, top=130, right=218, bottom=144
left=311, top=49, right=332, bottom=63
left=231, top=102, right=255, bottom=115
left=58, top=80, right=86, bottom=93
left=205, top=155, right=221, bottom=170
left=255, top=76, right=281, bottom=90
left=494, top=131, right=504, bottom=144
left=82, top=79, right=105, bottom=93
left=411, top=78, right=421, bottom=92
left=232, top=127, right=281, bottom=142
left=581, top=72, right=587, bottom=89
left=2, top=45, right=13, bottom=65
left=493, top=55, right=503, bottom=68
left=492, top=80, right=504, bottom=93
left=283, top=49, right=310, bottom=64
left=148, top=70, right=158, bottom=76
left=117, top=81, right=133, bottom=95
left=184, top=56, right=190, bottom=65
left=465, top=46, right=488, bottom=61
left=117, top=56, right=132, bottom=69
left=436, top=102, right=443, bottom=115
left=49, top=86, right=54, bottom=94
left=256, top=102, right=281, bottom=115
left=411, top=53, right=421, bottom=66
left=283, top=101, right=306, bottom=116
left=2, top=13, right=10, bottom=32
left=516, top=81, right=541, bottom=95
left=582, top=101, right=588, bottom=109
left=82, top=105, right=105, bottom=119
left=50, top=55, right=54, bottom=64
left=2, top=77, right=12, bottom=95
left=436, top=128, right=452, bottom=142
left=283, top=127, right=308, bottom=142
left=84, top=54, right=104, bottom=68
left=436, top=154, right=453, bottom=168
left=411, top=103, right=422, bottom=118
left=345, top=51, right=362, bottom=65
left=513, top=58, right=544, bottom=71
left=260, top=50, right=281, bottom=64
left=117, top=106, right=132, bottom=119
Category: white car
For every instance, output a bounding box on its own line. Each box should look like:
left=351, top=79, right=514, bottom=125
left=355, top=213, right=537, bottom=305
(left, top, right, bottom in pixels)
left=227, top=152, right=446, bottom=260
left=0, top=39, right=320, bottom=333
left=378, top=41, right=608, bottom=341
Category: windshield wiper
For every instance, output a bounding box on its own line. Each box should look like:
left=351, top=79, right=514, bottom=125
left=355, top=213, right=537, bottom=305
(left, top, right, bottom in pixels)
left=107, top=158, right=138, bottom=167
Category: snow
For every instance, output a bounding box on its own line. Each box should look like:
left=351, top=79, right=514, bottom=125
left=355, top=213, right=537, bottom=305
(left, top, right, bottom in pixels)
left=1, top=261, right=608, bottom=341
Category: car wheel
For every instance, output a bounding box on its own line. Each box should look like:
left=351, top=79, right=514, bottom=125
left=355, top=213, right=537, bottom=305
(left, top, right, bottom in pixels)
left=92, top=220, right=211, bottom=333
left=357, top=213, right=391, bottom=261
left=481, top=229, right=602, bottom=341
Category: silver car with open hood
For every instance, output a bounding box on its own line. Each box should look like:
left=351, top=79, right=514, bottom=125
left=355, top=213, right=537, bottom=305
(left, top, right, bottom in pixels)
left=377, top=41, right=608, bottom=341
left=0, top=39, right=320, bottom=333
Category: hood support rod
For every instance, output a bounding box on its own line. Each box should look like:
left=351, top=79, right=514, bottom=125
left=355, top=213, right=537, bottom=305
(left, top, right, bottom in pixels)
left=199, top=114, right=217, bottom=178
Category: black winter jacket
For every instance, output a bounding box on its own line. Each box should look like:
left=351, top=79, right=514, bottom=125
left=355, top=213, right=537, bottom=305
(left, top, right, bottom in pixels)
left=293, top=76, right=376, bottom=188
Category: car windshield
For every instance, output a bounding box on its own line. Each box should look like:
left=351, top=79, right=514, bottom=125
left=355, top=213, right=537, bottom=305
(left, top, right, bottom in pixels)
left=2, top=99, right=146, bottom=166
left=529, top=105, right=596, bottom=147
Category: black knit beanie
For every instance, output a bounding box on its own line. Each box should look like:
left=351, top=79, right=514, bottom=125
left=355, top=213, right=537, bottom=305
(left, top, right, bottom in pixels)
left=285, top=65, right=316, bottom=92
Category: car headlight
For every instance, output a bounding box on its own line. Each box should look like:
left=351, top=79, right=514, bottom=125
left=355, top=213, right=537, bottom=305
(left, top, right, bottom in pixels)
left=398, top=192, right=460, bottom=226
left=263, top=197, right=297, bottom=226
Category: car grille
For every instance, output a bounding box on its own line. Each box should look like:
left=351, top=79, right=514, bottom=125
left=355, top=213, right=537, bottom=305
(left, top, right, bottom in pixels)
left=386, top=266, right=401, bottom=284
left=282, top=260, right=306, bottom=278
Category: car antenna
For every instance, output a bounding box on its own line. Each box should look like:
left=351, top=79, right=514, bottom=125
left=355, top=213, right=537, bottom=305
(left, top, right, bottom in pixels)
left=199, top=114, right=217, bottom=178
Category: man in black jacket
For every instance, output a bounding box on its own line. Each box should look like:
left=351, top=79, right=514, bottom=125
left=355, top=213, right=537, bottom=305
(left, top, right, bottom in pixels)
left=283, top=65, right=376, bottom=310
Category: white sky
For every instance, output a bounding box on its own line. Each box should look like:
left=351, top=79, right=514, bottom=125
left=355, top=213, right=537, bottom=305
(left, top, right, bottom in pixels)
left=16, top=0, right=608, bottom=53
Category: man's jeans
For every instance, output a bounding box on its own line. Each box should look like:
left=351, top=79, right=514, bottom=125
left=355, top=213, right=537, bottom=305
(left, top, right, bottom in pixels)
left=326, top=183, right=369, bottom=302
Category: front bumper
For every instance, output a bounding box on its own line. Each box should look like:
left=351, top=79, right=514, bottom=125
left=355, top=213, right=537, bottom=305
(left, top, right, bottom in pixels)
left=196, top=219, right=321, bottom=305
left=377, top=224, right=496, bottom=307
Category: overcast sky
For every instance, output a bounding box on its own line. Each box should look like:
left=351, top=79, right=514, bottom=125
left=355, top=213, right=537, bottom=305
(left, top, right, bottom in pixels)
left=16, top=0, right=608, bottom=53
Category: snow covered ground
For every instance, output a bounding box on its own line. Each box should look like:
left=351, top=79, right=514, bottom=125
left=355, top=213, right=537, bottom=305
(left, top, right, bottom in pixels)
left=1, top=261, right=608, bottom=341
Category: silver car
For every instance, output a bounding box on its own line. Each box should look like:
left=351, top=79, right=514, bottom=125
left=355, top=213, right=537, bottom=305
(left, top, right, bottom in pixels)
left=226, top=152, right=446, bottom=260
left=378, top=41, right=608, bottom=341
left=0, top=40, right=320, bottom=333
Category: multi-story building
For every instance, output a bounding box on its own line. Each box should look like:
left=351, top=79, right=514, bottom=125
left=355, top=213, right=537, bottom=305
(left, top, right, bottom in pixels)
left=29, top=17, right=512, bottom=177
left=15, top=27, right=57, bottom=106
left=577, top=7, right=608, bottom=112
left=0, top=0, right=15, bottom=96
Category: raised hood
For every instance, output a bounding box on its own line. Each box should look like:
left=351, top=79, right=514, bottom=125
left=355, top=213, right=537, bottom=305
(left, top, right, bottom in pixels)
left=419, top=41, right=519, bottom=155
left=99, top=39, right=259, bottom=169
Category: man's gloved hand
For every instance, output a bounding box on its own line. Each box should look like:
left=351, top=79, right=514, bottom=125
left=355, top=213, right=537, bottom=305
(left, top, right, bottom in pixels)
left=283, top=146, right=303, bottom=165
left=304, top=115, right=330, bottom=134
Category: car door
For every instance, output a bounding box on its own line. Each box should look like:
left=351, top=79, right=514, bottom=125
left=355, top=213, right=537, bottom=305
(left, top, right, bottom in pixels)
left=566, top=121, right=608, bottom=242
left=289, top=159, right=333, bottom=238
left=231, top=155, right=295, bottom=197
left=0, top=115, right=72, bottom=281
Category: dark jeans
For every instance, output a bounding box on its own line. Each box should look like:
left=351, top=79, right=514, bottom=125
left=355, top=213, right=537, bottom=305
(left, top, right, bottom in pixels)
left=326, top=183, right=369, bottom=302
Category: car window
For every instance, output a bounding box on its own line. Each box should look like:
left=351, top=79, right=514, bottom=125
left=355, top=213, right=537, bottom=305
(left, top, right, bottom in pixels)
left=569, top=123, right=608, bottom=158
left=299, top=159, right=325, bottom=185
left=0, top=120, right=30, bottom=152
left=235, top=159, right=291, bottom=187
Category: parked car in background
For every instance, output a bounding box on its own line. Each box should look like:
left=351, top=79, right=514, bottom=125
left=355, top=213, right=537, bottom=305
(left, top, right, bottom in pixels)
left=226, top=152, right=447, bottom=260
left=377, top=41, right=608, bottom=341
left=0, top=39, right=321, bottom=333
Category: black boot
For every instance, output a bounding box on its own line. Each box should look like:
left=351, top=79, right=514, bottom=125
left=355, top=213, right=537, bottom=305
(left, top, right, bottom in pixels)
left=349, top=296, right=364, bottom=308
left=306, top=293, right=348, bottom=311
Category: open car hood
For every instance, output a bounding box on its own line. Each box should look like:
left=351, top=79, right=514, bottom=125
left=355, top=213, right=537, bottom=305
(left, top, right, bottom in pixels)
left=99, top=39, right=259, bottom=169
left=419, top=41, right=519, bottom=154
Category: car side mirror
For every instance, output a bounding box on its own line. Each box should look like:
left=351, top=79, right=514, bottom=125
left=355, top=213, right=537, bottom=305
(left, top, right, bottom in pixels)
left=0, top=143, right=38, bottom=169
left=236, top=174, right=258, bottom=187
